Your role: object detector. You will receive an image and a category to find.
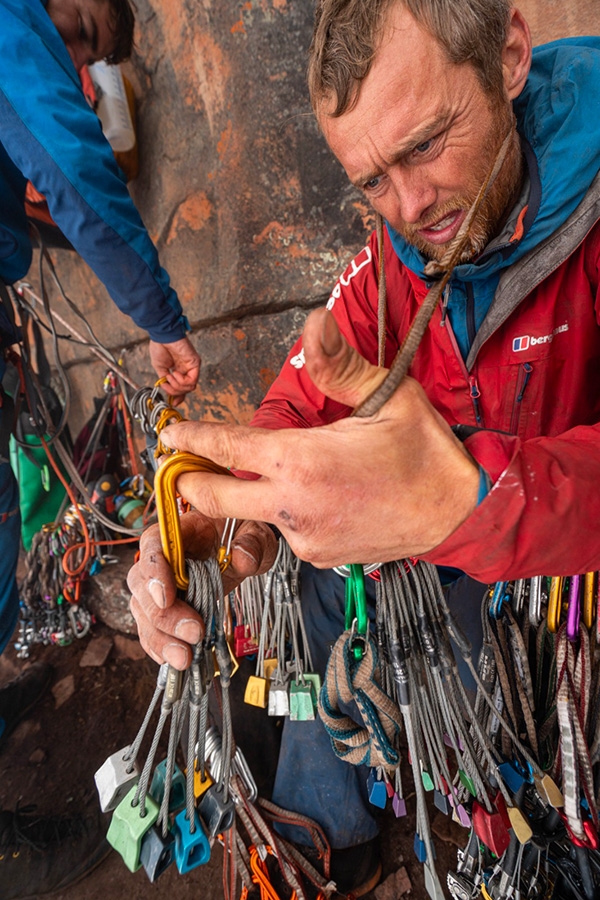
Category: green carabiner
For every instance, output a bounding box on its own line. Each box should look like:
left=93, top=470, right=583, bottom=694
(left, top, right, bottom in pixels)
left=344, top=563, right=368, bottom=660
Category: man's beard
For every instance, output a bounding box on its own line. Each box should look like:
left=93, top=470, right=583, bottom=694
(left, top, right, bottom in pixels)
left=397, top=106, right=523, bottom=264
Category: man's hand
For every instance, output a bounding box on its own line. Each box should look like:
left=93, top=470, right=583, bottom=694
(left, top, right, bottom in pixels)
left=149, top=336, right=201, bottom=406
left=127, top=511, right=277, bottom=668
left=156, top=308, right=480, bottom=567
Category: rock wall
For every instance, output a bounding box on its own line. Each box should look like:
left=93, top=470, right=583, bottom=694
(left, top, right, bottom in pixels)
left=26, top=0, right=599, bottom=437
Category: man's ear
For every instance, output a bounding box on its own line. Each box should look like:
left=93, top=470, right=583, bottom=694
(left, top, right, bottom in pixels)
left=502, top=8, right=532, bottom=100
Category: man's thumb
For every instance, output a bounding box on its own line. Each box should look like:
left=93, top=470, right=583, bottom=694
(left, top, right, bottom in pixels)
left=302, top=308, right=387, bottom=408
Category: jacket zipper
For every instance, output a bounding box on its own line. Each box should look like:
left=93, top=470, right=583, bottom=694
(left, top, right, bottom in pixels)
left=469, top=376, right=483, bottom=426
left=510, top=362, right=533, bottom=434
left=439, top=301, right=484, bottom=427
left=466, top=284, right=482, bottom=423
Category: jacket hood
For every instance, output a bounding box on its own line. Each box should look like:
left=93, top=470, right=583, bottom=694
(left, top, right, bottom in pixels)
left=387, top=37, right=600, bottom=286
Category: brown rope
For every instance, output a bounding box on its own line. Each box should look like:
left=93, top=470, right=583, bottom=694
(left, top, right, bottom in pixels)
left=503, top=606, right=539, bottom=757
left=375, top=212, right=387, bottom=367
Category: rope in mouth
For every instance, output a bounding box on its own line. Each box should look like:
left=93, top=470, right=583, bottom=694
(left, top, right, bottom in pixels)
left=353, top=127, right=514, bottom=418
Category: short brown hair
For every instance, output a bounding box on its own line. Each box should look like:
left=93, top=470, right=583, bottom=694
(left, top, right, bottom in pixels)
left=308, top=0, right=512, bottom=116
left=105, top=0, right=135, bottom=64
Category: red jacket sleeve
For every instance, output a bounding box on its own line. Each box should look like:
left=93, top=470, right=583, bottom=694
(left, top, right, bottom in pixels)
left=251, top=225, right=600, bottom=582
left=423, top=422, right=600, bottom=580
left=425, top=228, right=600, bottom=581
left=251, top=234, right=407, bottom=430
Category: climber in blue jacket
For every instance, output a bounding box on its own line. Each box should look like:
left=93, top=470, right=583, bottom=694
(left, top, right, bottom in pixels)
left=0, top=2, right=201, bottom=896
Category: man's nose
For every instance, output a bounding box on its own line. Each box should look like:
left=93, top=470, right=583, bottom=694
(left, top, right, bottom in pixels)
left=388, top=167, right=438, bottom=225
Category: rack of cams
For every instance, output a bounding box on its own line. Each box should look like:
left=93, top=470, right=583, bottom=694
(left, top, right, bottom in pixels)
left=133, top=379, right=323, bottom=722
left=242, top=538, right=322, bottom=721
left=355, top=562, right=598, bottom=900
left=94, top=451, right=245, bottom=881
left=444, top=574, right=600, bottom=900
left=104, top=378, right=600, bottom=896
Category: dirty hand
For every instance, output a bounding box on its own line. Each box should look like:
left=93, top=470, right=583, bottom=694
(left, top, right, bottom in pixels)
left=156, top=308, right=480, bottom=567
left=149, top=336, right=201, bottom=406
left=127, top=511, right=277, bottom=668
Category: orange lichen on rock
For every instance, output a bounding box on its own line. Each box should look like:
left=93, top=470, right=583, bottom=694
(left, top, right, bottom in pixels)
left=217, top=121, right=233, bottom=160
left=166, top=191, right=214, bottom=245
left=203, top=385, right=255, bottom=425
left=252, top=221, right=310, bottom=258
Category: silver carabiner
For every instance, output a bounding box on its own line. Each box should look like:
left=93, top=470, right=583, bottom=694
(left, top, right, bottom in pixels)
left=528, top=576, right=543, bottom=627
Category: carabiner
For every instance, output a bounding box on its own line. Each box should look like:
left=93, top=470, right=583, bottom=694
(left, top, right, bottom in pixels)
left=154, top=406, right=186, bottom=458
left=583, top=572, right=595, bottom=630
left=154, top=452, right=231, bottom=590
left=528, top=575, right=543, bottom=627
left=547, top=576, right=563, bottom=633
left=344, top=563, right=368, bottom=660
left=566, top=574, right=581, bottom=642
left=489, top=581, right=508, bottom=619
left=217, top=518, right=237, bottom=571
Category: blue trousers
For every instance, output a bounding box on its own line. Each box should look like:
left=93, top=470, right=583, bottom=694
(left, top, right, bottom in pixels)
left=272, top=565, right=379, bottom=848
left=272, top=564, right=487, bottom=848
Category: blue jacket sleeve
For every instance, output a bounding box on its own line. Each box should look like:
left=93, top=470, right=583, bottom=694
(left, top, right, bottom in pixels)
left=0, top=0, right=189, bottom=343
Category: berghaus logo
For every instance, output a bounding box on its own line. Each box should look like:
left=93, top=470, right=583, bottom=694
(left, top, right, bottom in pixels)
left=513, top=323, right=568, bottom=352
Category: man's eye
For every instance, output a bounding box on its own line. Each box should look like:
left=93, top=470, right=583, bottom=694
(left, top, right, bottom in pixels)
left=414, top=139, right=433, bottom=154
left=364, top=176, right=382, bottom=191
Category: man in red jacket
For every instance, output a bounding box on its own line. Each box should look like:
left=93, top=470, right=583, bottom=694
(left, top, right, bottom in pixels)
left=129, top=0, right=600, bottom=893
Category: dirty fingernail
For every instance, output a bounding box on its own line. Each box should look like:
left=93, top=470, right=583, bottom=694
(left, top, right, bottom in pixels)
left=164, top=643, right=189, bottom=669
left=174, top=618, right=202, bottom=644
left=148, top=578, right=167, bottom=608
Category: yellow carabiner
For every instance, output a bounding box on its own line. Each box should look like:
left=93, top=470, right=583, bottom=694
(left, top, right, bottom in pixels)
left=154, top=406, right=186, bottom=458
left=154, top=452, right=231, bottom=590
left=583, top=572, right=596, bottom=630
left=547, top=576, right=563, bottom=633
left=153, top=375, right=171, bottom=399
